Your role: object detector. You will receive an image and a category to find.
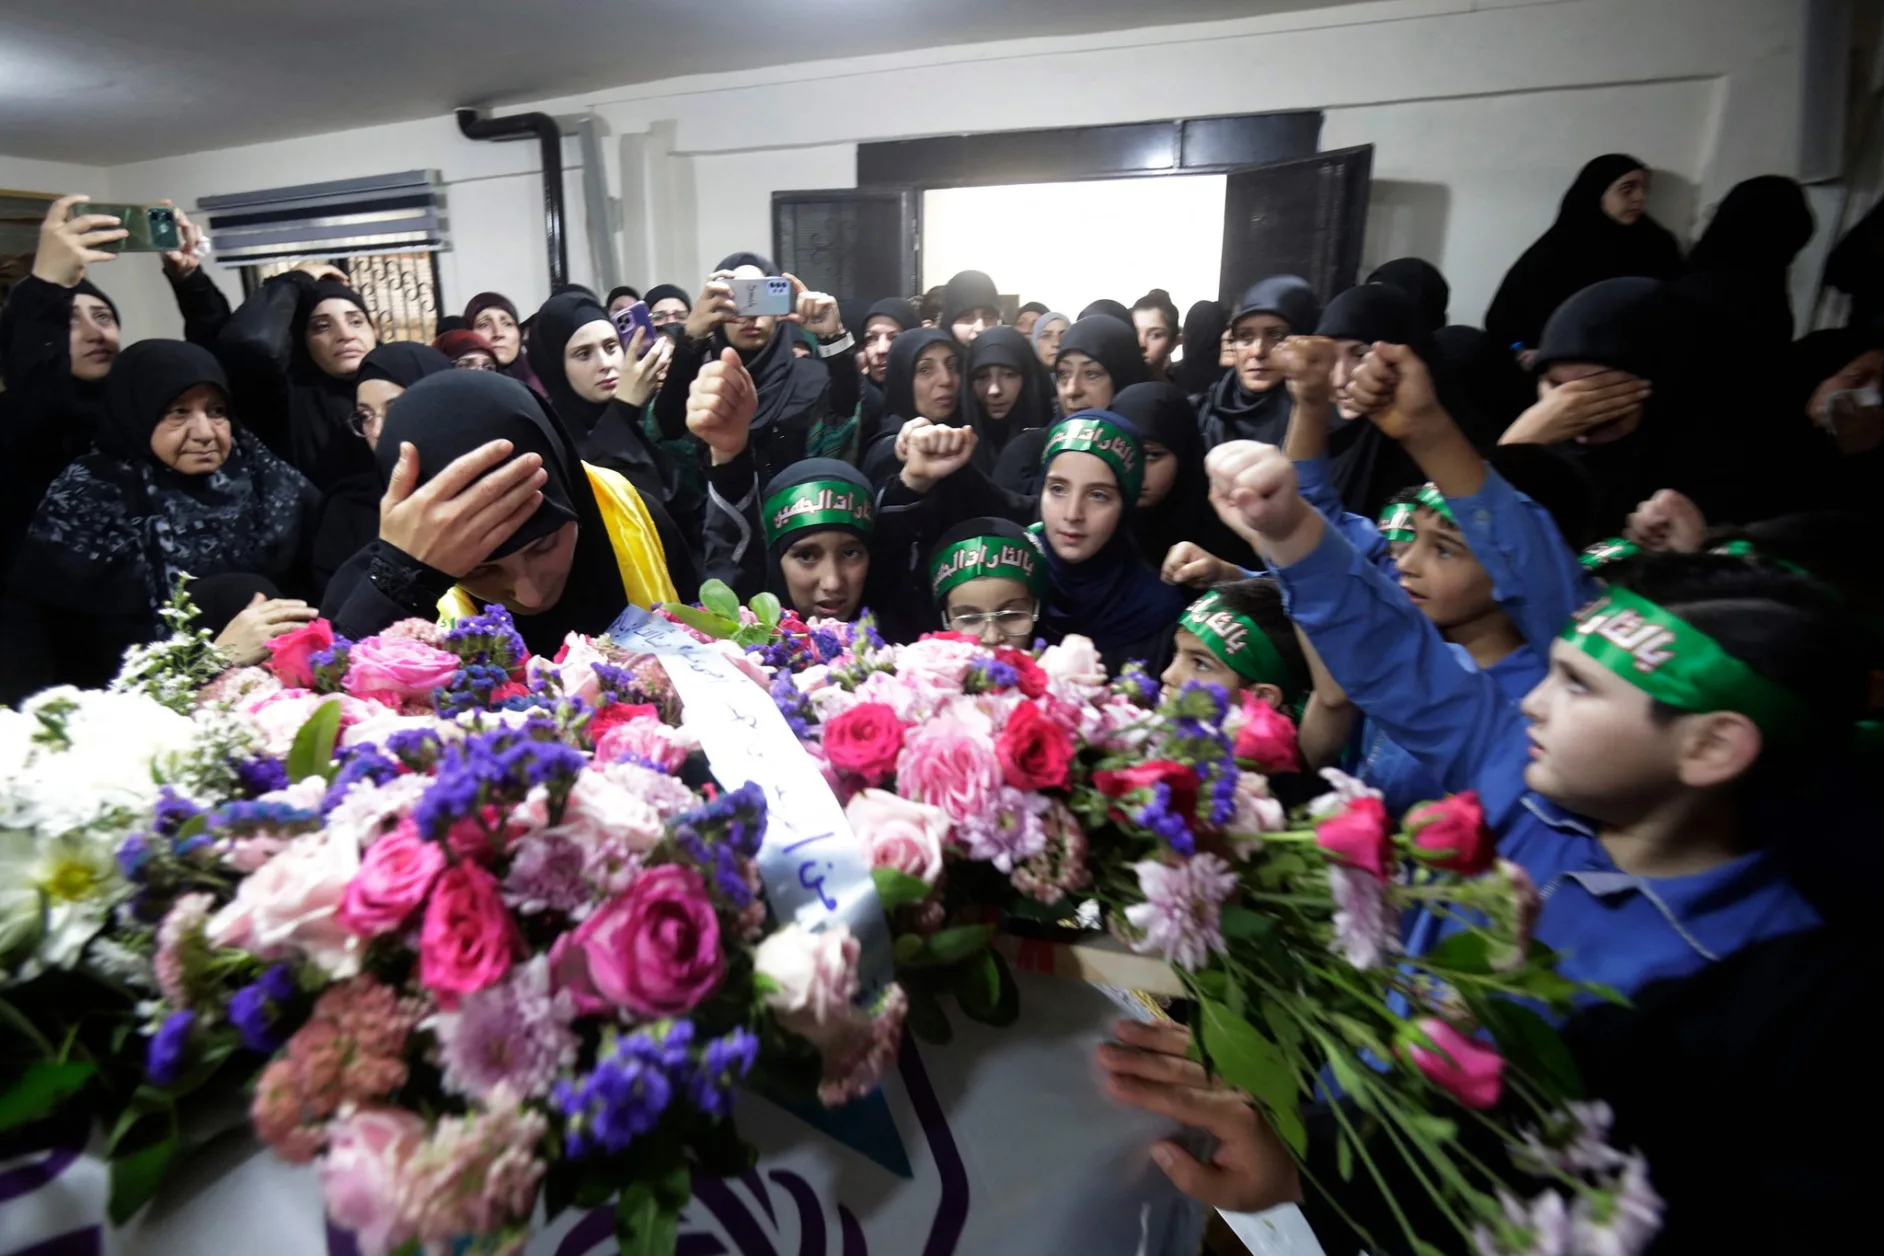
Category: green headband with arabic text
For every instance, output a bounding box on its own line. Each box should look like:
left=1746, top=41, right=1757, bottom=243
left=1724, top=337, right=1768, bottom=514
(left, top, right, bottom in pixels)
left=1040, top=413, right=1144, bottom=503
left=1562, top=586, right=1809, bottom=737
left=929, top=533, right=1047, bottom=602
left=762, top=479, right=876, bottom=547
left=1378, top=500, right=1418, bottom=543
left=1180, top=589, right=1298, bottom=698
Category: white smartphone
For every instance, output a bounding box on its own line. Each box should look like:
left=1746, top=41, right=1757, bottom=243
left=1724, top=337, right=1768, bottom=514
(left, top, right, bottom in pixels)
left=728, top=276, right=793, bottom=317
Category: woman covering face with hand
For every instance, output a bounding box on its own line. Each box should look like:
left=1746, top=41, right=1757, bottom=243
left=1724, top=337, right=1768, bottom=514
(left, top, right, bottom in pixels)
left=1035, top=411, right=1190, bottom=675
left=319, top=370, right=680, bottom=652
left=2, top=341, right=317, bottom=698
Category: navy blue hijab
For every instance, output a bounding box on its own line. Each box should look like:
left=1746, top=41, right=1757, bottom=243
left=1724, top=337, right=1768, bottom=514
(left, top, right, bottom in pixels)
left=1036, top=410, right=1189, bottom=654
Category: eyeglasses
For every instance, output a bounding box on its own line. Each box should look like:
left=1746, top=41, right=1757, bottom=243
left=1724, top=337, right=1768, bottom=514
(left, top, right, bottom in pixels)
left=347, top=407, right=384, bottom=438
left=945, top=609, right=1036, bottom=634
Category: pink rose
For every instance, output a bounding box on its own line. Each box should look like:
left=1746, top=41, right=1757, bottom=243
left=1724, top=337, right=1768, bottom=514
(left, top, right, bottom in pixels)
left=754, top=922, right=860, bottom=1034
left=206, top=829, right=362, bottom=977
left=547, top=633, right=611, bottom=704
left=594, top=716, right=694, bottom=774
left=1231, top=691, right=1302, bottom=774
left=823, top=703, right=908, bottom=784
left=244, top=689, right=377, bottom=758
left=264, top=618, right=335, bottom=688
left=1229, top=772, right=1287, bottom=841
left=320, top=1107, right=423, bottom=1256
left=1405, top=791, right=1494, bottom=875
left=340, top=819, right=445, bottom=936
left=588, top=702, right=659, bottom=746
left=552, top=864, right=723, bottom=1017
left=845, top=789, right=947, bottom=886
left=1038, top=635, right=1104, bottom=685
left=343, top=637, right=461, bottom=705
left=1315, top=796, right=1393, bottom=879
left=1400, top=1019, right=1504, bottom=1110
left=995, top=699, right=1074, bottom=791
left=894, top=719, right=1002, bottom=823
left=418, top=862, right=518, bottom=1007
left=893, top=636, right=979, bottom=694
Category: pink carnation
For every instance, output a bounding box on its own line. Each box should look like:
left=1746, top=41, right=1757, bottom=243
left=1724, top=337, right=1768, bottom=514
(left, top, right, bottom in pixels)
left=377, top=618, right=444, bottom=647
left=343, top=637, right=461, bottom=705
left=894, top=719, right=1002, bottom=824
left=320, top=1107, right=425, bottom=1256
left=154, top=892, right=215, bottom=1008
left=594, top=715, right=695, bottom=773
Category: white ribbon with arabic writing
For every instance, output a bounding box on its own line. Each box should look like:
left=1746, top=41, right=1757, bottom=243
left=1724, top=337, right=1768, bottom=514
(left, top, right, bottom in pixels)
left=607, top=605, right=893, bottom=996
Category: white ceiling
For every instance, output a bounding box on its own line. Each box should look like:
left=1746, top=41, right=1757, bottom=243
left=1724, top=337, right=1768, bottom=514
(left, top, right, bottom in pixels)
left=0, top=1, right=1351, bottom=166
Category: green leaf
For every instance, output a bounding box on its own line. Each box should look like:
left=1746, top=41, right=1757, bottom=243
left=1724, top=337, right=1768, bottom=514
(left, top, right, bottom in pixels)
left=919, top=923, right=995, bottom=966
left=1407, top=1113, right=1457, bottom=1144
left=0, top=1061, right=94, bottom=1132
left=905, top=984, right=953, bottom=1044
left=1218, top=905, right=1274, bottom=943
left=663, top=602, right=740, bottom=641
left=955, top=948, right=1019, bottom=1028
left=1188, top=970, right=1229, bottom=1002
left=871, top=867, right=934, bottom=911
left=109, top=1132, right=178, bottom=1225
left=1198, top=997, right=1305, bottom=1155
left=1424, top=929, right=1493, bottom=974
left=892, top=933, right=925, bottom=965
left=613, top=1161, right=691, bottom=1256
left=1477, top=999, right=1583, bottom=1099
left=699, top=580, right=742, bottom=623
left=285, top=697, right=343, bottom=784
left=1335, top=1130, right=1354, bottom=1182
left=1326, top=1052, right=1377, bottom=1115
left=751, top=592, right=783, bottom=630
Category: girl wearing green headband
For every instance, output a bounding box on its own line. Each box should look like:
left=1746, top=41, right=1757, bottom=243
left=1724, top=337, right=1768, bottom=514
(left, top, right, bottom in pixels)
left=744, top=457, right=881, bottom=623
left=1162, top=578, right=1308, bottom=711
left=927, top=515, right=1047, bottom=648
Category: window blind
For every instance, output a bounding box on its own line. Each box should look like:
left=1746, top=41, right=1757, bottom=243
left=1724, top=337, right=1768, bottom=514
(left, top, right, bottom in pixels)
left=198, top=170, right=448, bottom=265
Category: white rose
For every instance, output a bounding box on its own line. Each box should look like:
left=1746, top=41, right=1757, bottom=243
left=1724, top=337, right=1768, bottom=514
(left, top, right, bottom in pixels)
left=754, top=922, right=860, bottom=1033
left=1039, top=635, right=1105, bottom=685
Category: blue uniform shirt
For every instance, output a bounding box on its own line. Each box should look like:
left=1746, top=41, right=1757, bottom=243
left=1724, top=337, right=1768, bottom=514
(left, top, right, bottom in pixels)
left=1275, top=521, right=1820, bottom=1006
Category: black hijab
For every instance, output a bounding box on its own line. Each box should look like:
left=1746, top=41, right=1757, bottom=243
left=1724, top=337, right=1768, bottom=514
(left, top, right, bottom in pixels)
left=275, top=280, right=378, bottom=490
left=881, top=328, right=962, bottom=427
left=1055, top=315, right=1148, bottom=401
left=643, top=283, right=692, bottom=313
left=1313, top=284, right=1431, bottom=517
left=1484, top=154, right=1684, bottom=352
left=1176, top=299, right=1229, bottom=397
left=1682, top=175, right=1815, bottom=350
left=961, top=327, right=1050, bottom=471
left=1037, top=411, right=1189, bottom=656
left=463, top=291, right=545, bottom=395
left=1079, top=299, right=1133, bottom=327
left=1107, top=381, right=1251, bottom=570
left=941, top=271, right=1002, bottom=339
left=17, top=340, right=312, bottom=620
left=525, top=290, right=616, bottom=438
left=376, top=371, right=625, bottom=655
left=1366, top=258, right=1450, bottom=330
left=1197, top=276, right=1321, bottom=447
left=708, top=251, right=831, bottom=440
left=357, top=342, right=453, bottom=389
left=865, top=297, right=921, bottom=334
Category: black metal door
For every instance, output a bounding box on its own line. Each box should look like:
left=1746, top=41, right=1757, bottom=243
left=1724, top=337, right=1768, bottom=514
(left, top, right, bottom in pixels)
left=1219, top=146, right=1374, bottom=305
left=772, top=187, right=919, bottom=300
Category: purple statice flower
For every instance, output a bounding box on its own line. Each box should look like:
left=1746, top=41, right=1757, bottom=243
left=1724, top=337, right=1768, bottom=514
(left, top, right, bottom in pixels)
left=1123, top=853, right=1237, bottom=971
left=413, top=721, right=585, bottom=839
left=229, top=964, right=297, bottom=1053
left=768, top=669, right=813, bottom=738
left=230, top=754, right=291, bottom=799
left=1199, top=757, right=1240, bottom=828
left=853, top=612, right=885, bottom=652
left=1132, top=783, right=1197, bottom=856
left=668, top=782, right=767, bottom=906
left=962, top=656, right=1020, bottom=695
left=688, top=1028, right=760, bottom=1119
left=151, top=787, right=203, bottom=836
left=809, top=628, right=844, bottom=662
left=116, top=834, right=152, bottom=880
left=1114, top=662, right=1161, bottom=707
left=145, top=1009, right=194, bottom=1086
left=591, top=662, right=638, bottom=701
left=554, top=1021, right=696, bottom=1158
left=308, top=637, right=354, bottom=694
left=442, top=604, right=527, bottom=670
left=321, top=743, right=401, bottom=814
left=385, top=727, right=444, bottom=771
left=434, top=662, right=518, bottom=716
left=204, top=797, right=320, bottom=837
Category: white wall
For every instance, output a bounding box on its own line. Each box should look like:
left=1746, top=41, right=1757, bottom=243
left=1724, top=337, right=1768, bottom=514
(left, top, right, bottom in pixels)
left=0, top=155, right=110, bottom=196
left=71, top=0, right=1809, bottom=342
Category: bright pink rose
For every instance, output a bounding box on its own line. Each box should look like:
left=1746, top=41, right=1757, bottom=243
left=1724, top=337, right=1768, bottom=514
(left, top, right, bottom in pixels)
left=846, top=789, right=947, bottom=886
left=588, top=702, right=659, bottom=746
left=823, top=703, right=908, bottom=785
left=1315, top=796, right=1393, bottom=879
left=343, top=637, right=461, bottom=704
left=995, top=699, right=1074, bottom=791
left=1232, top=691, right=1302, bottom=773
left=340, top=819, right=444, bottom=936
left=553, top=865, right=723, bottom=1017
left=1400, top=1019, right=1504, bottom=1110
left=264, top=618, right=335, bottom=689
left=418, top=862, right=518, bottom=1007
left=594, top=716, right=692, bottom=774
left=894, top=720, right=1002, bottom=823
left=1405, top=791, right=1493, bottom=875
left=320, top=1106, right=423, bottom=1256
left=1093, top=760, right=1202, bottom=833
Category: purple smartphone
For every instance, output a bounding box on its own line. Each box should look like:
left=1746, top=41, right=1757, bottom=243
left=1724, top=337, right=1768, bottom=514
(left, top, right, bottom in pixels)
left=612, top=301, right=656, bottom=357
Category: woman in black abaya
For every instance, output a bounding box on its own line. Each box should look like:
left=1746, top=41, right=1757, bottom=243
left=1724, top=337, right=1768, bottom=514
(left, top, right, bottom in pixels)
left=1197, top=276, right=1321, bottom=448
left=1109, top=381, right=1255, bottom=571
left=960, top=327, right=1052, bottom=477
left=1484, top=154, right=1684, bottom=359
left=1175, top=299, right=1229, bottom=400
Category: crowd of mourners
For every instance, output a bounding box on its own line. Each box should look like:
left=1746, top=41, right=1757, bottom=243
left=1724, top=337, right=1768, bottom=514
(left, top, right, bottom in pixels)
left=2, top=153, right=1881, bottom=1253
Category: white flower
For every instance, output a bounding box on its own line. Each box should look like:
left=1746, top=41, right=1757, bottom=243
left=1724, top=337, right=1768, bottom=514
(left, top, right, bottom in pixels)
left=755, top=922, right=860, bottom=1034
left=1327, top=865, right=1398, bottom=971
left=1571, top=1155, right=1663, bottom=1256
left=1305, top=767, right=1385, bottom=819
left=206, top=827, right=362, bottom=977
left=325, top=774, right=432, bottom=850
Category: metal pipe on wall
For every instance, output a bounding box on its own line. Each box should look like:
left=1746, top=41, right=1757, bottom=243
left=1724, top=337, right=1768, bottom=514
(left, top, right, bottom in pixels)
left=455, top=107, right=568, bottom=289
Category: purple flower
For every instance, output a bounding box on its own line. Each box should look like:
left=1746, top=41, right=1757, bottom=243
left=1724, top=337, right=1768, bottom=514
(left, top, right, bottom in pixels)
left=1327, top=865, right=1396, bottom=970
left=1123, top=853, right=1238, bottom=971
left=308, top=637, right=353, bottom=693
left=958, top=787, right=1050, bottom=872
left=385, top=727, right=444, bottom=770
left=768, top=669, right=813, bottom=738
left=442, top=604, right=527, bottom=670
left=321, top=743, right=401, bottom=814
left=689, top=1028, right=760, bottom=1119
left=117, top=834, right=151, bottom=880
left=1132, top=784, right=1196, bottom=856
left=204, top=797, right=319, bottom=836
left=504, top=832, right=591, bottom=916
left=434, top=956, right=578, bottom=1101
left=146, top=1009, right=194, bottom=1086
left=231, top=755, right=290, bottom=798
left=152, top=787, right=204, bottom=835
left=413, top=721, right=585, bottom=839
left=553, top=1021, right=698, bottom=1158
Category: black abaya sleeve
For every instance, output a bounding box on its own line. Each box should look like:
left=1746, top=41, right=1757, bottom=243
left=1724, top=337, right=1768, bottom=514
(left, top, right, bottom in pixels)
left=1483, top=240, right=1562, bottom=354
left=652, top=337, right=712, bottom=442
left=215, top=274, right=302, bottom=464
left=699, top=452, right=767, bottom=602
left=823, top=342, right=860, bottom=429
left=0, top=278, right=95, bottom=564
left=169, top=269, right=232, bottom=349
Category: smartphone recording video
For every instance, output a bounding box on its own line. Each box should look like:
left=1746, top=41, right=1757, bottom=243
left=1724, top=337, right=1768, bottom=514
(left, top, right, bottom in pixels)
left=72, top=203, right=181, bottom=253
left=728, top=276, right=793, bottom=318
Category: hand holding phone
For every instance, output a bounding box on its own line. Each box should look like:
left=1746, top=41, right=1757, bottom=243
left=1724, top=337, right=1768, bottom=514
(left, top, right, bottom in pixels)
left=72, top=202, right=181, bottom=253
left=612, top=301, right=656, bottom=357
left=727, top=276, right=794, bottom=318
left=32, top=194, right=128, bottom=287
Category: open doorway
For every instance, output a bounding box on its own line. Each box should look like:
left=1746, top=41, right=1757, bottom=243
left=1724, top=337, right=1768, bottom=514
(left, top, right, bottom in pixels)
left=921, top=175, right=1227, bottom=316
